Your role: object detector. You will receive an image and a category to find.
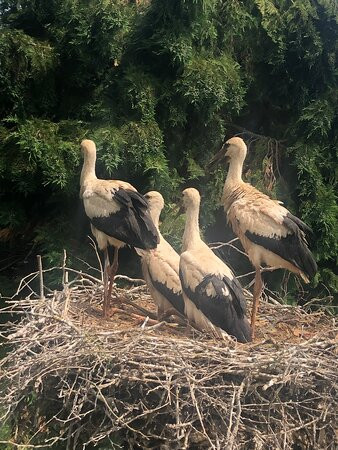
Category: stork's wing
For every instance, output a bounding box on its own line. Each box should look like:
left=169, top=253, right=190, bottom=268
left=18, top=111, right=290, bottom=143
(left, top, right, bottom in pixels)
left=228, top=197, right=290, bottom=237
left=145, top=243, right=185, bottom=314
left=179, top=259, right=251, bottom=343
left=228, top=196, right=317, bottom=279
left=88, top=187, right=159, bottom=249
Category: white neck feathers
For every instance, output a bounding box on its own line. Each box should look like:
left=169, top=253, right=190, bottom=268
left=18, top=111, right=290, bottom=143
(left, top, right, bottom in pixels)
left=225, top=156, right=244, bottom=186
left=149, top=207, right=161, bottom=229
left=182, top=202, right=201, bottom=252
left=80, top=149, right=97, bottom=186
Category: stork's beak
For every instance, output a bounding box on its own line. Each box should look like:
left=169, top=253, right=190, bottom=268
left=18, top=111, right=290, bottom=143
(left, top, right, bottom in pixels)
left=177, top=198, right=185, bottom=216
left=178, top=205, right=185, bottom=215
left=207, top=143, right=230, bottom=170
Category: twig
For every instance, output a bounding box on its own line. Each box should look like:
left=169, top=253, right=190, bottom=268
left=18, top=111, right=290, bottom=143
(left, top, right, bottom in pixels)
left=88, top=235, right=103, bottom=281
left=228, top=124, right=286, bottom=144
left=62, top=250, right=70, bottom=318
left=37, top=255, right=44, bottom=300
left=115, top=274, right=145, bottom=285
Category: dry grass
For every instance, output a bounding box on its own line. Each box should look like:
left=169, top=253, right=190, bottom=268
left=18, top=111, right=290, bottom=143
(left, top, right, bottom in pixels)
left=0, top=263, right=337, bottom=449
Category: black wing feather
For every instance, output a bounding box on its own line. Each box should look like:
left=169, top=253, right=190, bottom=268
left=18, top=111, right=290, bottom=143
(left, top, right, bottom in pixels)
left=286, top=212, right=313, bottom=236
left=149, top=273, right=185, bottom=315
left=91, top=189, right=159, bottom=249
left=180, top=270, right=252, bottom=343
left=245, top=213, right=317, bottom=279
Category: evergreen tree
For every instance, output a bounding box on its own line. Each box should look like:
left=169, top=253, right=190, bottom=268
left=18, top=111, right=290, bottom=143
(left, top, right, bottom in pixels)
left=0, top=0, right=336, bottom=299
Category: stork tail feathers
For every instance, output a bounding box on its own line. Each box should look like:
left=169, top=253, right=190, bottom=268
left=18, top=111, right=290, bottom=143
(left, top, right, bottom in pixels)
left=245, top=216, right=317, bottom=281
left=91, top=212, right=158, bottom=249
left=298, top=247, right=317, bottom=282
left=197, top=275, right=252, bottom=343
left=90, top=188, right=159, bottom=250
left=286, top=212, right=313, bottom=237
left=115, top=189, right=160, bottom=249
left=134, top=214, right=160, bottom=249
left=228, top=316, right=252, bottom=344
left=180, top=272, right=252, bottom=343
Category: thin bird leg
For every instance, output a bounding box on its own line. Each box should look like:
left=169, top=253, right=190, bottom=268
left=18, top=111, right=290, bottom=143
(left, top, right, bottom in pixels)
left=251, top=268, right=263, bottom=339
left=107, top=247, right=119, bottom=305
left=103, top=248, right=111, bottom=317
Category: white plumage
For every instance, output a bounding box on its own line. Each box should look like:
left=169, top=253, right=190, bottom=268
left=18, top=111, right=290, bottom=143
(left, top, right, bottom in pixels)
left=80, top=139, right=159, bottom=317
left=136, top=191, right=185, bottom=319
left=179, top=188, right=252, bottom=343
left=209, top=136, right=317, bottom=336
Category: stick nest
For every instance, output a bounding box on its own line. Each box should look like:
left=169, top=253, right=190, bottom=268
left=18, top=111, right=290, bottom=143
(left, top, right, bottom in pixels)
left=0, top=267, right=337, bottom=449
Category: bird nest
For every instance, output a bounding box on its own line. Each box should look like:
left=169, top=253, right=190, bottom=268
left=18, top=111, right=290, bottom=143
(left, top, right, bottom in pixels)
left=0, top=264, right=337, bottom=449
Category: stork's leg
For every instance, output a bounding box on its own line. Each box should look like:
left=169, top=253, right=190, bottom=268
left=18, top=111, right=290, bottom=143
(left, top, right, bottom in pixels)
left=251, top=268, right=263, bottom=339
left=107, top=247, right=119, bottom=305
left=103, top=248, right=111, bottom=317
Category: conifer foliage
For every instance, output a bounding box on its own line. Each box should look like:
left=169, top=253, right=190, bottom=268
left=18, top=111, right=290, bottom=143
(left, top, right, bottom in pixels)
left=0, top=0, right=336, bottom=297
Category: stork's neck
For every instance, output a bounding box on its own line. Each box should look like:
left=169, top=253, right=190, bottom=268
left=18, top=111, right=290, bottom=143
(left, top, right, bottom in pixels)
left=149, top=208, right=161, bottom=229
left=80, top=151, right=97, bottom=186
left=222, top=157, right=246, bottom=211
left=225, top=157, right=244, bottom=187
left=182, top=204, right=201, bottom=252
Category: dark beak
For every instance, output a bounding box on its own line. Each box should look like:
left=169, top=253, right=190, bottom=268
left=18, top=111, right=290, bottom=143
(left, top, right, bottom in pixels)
left=178, top=205, right=184, bottom=215
left=177, top=198, right=185, bottom=215
left=207, top=143, right=229, bottom=170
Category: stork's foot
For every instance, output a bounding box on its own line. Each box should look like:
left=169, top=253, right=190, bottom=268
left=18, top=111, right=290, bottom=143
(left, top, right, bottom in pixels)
left=102, top=298, right=125, bottom=319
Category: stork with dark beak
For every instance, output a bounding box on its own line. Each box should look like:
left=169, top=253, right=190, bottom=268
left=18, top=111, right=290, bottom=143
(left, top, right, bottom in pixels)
left=80, top=139, right=159, bottom=317
left=136, top=191, right=185, bottom=320
left=179, top=188, right=252, bottom=343
left=209, top=137, right=317, bottom=337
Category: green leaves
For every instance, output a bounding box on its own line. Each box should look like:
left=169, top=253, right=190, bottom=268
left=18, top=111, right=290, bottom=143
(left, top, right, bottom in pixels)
left=0, top=30, right=57, bottom=116
left=1, top=118, right=82, bottom=190
left=289, top=142, right=337, bottom=265
left=176, top=54, right=245, bottom=117
left=297, top=99, right=336, bottom=139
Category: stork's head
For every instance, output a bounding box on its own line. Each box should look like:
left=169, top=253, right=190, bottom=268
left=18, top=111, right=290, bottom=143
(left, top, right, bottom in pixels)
left=144, top=191, right=164, bottom=226
left=208, top=136, right=247, bottom=168
left=182, top=187, right=200, bottom=211
left=81, top=139, right=97, bottom=158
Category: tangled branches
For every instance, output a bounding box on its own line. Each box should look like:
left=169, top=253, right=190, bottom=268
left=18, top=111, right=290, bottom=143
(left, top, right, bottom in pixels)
left=0, top=265, right=337, bottom=449
left=229, top=124, right=284, bottom=191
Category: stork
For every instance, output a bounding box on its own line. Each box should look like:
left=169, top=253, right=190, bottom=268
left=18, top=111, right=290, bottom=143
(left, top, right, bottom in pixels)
left=179, top=188, right=252, bottom=343
left=209, top=136, right=317, bottom=337
left=136, top=191, right=185, bottom=320
left=80, top=139, right=159, bottom=317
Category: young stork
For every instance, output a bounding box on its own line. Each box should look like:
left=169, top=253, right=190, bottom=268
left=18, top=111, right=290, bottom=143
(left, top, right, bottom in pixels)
left=80, top=139, right=159, bottom=317
left=209, top=136, right=317, bottom=337
left=136, top=191, right=185, bottom=320
left=179, top=188, right=252, bottom=343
